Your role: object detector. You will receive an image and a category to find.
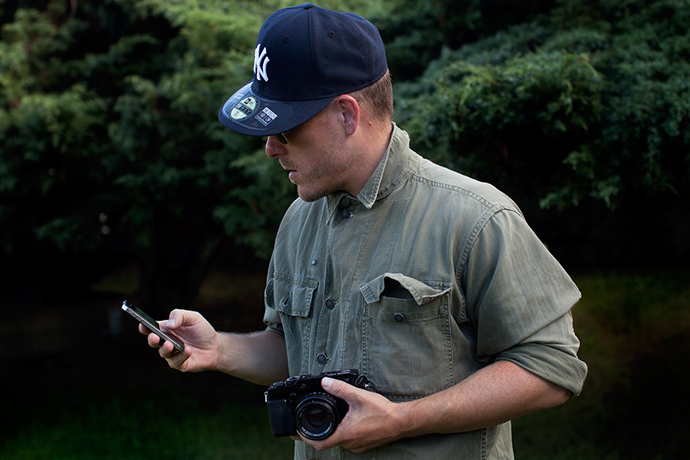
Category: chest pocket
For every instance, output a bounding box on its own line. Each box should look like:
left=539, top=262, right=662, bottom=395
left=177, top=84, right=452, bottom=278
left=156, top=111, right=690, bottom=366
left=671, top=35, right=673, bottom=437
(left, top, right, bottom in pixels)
left=360, top=273, right=452, bottom=400
left=266, top=272, right=318, bottom=375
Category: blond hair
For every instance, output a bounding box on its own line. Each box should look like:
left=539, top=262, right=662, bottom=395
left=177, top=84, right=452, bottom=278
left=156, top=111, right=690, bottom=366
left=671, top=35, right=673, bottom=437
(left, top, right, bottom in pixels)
left=350, top=70, right=393, bottom=125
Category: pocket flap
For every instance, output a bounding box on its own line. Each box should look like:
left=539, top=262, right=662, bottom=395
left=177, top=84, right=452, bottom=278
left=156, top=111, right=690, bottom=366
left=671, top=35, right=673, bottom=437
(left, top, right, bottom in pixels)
left=269, top=272, right=318, bottom=317
left=360, top=273, right=450, bottom=305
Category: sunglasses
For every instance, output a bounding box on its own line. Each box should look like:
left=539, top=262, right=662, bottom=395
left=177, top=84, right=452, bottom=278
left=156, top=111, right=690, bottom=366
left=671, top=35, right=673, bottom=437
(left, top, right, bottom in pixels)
left=273, top=132, right=288, bottom=144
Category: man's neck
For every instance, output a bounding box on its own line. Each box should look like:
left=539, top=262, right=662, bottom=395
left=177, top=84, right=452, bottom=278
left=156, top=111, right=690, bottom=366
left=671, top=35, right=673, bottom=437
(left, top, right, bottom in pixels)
left=345, top=122, right=394, bottom=197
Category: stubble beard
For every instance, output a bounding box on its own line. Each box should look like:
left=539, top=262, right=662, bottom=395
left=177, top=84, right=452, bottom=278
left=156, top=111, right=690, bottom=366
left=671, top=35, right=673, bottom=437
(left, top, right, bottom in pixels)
left=296, top=187, right=324, bottom=202
left=287, top=131, right=360, bottom=203
left=294, top=174, right=333, bottom=202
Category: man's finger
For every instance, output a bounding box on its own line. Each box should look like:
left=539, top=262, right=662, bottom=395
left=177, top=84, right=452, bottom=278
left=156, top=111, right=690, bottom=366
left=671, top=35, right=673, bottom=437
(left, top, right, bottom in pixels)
left=147, top=332, right=164, bottom=348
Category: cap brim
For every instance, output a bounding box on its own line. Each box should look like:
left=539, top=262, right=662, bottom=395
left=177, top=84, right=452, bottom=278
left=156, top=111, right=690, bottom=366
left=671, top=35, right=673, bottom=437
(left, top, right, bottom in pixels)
left=218, top=81, right=333, bottom=137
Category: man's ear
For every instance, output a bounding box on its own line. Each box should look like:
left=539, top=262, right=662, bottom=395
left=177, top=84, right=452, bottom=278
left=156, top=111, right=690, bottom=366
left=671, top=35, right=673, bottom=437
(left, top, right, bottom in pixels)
left=336, top=95, right=360, bottom=136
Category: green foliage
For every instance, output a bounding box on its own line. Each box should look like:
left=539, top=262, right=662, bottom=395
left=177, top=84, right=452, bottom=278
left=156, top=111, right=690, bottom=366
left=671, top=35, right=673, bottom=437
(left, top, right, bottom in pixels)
left=396, top=0, right=690, bottom=212
left=0, top=0, right=390, bottom=309
left=2, top=0, right=690, bottom=308
left=0, top=0, right=265, bottom=309
left=375, top=0, right=559, bottom=79
left=214, top=149, right=296, bottom=259
left=398, top=46, right=604, bottom=208
left=0, top=3, right=110, bottom=252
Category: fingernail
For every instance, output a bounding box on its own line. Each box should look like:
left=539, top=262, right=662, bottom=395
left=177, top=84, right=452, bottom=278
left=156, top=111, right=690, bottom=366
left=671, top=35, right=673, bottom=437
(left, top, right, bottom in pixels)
left=321, top=377, right=334, bottom=389
left=167, top=318, right=176, bottom=328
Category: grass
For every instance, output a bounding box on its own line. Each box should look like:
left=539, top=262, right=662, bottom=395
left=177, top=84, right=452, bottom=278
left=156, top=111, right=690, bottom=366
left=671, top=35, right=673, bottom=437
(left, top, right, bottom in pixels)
left=1, top=342, right=294, bottom=460
left=2, top=401, right=289, bottom=460
left=2, top=267, right=689, bottom=459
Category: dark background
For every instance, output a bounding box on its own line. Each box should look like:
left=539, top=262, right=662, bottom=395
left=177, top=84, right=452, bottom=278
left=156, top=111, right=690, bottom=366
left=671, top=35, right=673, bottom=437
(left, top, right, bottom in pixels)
left=2, top=0, right=689, bottom=458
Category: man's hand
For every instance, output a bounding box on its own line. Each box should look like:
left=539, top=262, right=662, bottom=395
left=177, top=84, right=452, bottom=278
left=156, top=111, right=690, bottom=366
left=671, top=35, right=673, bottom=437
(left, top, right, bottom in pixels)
left=293, top=361, right=572, bottom=454
left=297, top=377, right=402, bottom=454
left=138, top=309, right=289, bottom=385
left=140, top=309, right=220, bottom=373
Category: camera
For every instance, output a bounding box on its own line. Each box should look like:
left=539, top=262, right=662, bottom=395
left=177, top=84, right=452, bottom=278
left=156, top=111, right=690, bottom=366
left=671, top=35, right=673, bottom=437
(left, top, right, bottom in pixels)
left=264, top=369, right=370, bottom=440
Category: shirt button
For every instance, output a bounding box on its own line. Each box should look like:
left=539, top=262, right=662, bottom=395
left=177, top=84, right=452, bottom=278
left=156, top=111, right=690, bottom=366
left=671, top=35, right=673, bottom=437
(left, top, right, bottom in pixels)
left=325, top=298, right=336, bottom=310
left=394, top=312, right=406, bottom=323
left=311, top=259, right=317, bottom=265
left=316, top=353, right=330, bottom=365
left=339, top=207, right=351, bottom=218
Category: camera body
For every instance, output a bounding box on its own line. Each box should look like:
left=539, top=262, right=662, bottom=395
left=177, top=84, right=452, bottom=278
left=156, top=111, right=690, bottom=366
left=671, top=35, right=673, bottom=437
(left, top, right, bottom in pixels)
left=264, top=369, right=369, bottom=440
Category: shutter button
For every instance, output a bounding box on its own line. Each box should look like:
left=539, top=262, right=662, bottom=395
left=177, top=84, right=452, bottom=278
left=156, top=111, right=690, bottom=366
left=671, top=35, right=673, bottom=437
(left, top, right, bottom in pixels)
left=394, top=312, right=406, bottom=323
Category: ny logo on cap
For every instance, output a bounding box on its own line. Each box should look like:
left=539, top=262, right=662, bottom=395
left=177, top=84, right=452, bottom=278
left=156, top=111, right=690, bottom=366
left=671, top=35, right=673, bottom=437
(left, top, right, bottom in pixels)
left=254, top=44, right=270, bottom=82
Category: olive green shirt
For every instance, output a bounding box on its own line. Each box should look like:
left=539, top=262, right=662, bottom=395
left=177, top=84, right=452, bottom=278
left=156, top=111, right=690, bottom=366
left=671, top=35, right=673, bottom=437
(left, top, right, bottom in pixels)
left=264, top=124, right=587, bottom=459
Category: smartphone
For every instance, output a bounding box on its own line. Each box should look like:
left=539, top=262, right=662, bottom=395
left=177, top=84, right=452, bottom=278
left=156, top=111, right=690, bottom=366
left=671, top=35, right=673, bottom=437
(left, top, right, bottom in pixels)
left=121, top=300, right=185, bottom=352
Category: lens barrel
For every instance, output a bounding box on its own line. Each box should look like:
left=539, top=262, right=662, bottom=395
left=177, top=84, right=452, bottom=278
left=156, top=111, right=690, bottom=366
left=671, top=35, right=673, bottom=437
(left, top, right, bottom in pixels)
left=295, top=392, right=340, bottom=440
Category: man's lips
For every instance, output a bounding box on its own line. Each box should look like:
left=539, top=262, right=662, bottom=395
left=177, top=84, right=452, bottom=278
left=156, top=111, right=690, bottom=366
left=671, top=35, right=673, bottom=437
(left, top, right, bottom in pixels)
left=280, top=160, right=297, bottom=181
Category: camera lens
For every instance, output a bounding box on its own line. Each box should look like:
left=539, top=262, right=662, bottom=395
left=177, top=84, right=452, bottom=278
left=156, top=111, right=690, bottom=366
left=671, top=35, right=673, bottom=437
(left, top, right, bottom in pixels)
left=305, top=407, right=328, bottom=428
left=295, top=393, right=339, bottom=440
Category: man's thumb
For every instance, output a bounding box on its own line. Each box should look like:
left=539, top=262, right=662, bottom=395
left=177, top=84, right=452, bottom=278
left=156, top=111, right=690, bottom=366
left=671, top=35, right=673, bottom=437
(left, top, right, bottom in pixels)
left=164, top=310, right=184, bottom=330
left=321, top=377, right=343, bottom=395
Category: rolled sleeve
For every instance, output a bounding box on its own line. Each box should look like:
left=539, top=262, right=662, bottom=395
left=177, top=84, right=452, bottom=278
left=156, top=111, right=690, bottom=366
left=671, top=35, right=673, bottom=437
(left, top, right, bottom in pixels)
left=463, top=209, right=587, bottom=394
left=497, top=312, right=588, bottom=396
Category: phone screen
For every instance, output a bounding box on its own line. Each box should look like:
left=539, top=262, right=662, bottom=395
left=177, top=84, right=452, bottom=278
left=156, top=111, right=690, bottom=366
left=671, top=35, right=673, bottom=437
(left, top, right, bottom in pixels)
left=121, top=300, right=185, bottom=352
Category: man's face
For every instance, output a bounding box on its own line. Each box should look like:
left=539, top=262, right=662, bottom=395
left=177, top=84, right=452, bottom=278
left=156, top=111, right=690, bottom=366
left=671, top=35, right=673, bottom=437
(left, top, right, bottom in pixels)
left=265, top=101, right=361, bottom=202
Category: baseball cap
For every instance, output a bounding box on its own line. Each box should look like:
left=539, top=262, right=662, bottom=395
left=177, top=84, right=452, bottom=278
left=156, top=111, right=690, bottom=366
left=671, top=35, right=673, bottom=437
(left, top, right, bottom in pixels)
left=218, top=3, right=387, bottom=137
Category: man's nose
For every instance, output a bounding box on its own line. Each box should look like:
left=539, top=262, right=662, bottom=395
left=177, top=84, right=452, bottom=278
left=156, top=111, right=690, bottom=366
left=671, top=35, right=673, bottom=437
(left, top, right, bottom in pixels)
left=265, top=136, right=286, bottom=158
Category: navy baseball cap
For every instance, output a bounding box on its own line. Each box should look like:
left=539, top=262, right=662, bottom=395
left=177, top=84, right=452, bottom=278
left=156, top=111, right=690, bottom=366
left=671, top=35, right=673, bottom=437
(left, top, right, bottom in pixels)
left=218, top=3, right=388, bottom=137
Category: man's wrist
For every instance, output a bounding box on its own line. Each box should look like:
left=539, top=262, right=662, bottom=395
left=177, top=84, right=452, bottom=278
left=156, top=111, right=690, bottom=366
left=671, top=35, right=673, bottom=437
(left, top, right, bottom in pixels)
left=388, top=398, right=425, bottom=441
left=210, top=331, right=230, bottom=373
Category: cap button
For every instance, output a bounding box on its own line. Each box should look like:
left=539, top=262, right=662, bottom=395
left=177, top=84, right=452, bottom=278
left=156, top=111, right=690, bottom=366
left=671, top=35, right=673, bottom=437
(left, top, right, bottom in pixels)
left=303, top=3, right=314, bottom=9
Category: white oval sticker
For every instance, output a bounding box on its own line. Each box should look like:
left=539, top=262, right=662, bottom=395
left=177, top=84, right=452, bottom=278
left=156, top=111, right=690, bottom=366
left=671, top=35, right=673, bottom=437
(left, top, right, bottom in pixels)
left=231, top=96, right=258, bottom=121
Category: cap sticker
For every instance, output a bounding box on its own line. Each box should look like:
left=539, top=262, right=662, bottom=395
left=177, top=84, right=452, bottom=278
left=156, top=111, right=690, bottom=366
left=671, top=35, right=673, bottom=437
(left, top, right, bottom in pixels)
left=256, top=107, right=278, bottom=126
left=230, top=96, right=258, bottom=121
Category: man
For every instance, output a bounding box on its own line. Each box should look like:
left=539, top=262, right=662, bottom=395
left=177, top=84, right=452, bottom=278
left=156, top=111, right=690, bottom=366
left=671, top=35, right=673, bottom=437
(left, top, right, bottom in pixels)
left=141, top=3, right=587, bottom=459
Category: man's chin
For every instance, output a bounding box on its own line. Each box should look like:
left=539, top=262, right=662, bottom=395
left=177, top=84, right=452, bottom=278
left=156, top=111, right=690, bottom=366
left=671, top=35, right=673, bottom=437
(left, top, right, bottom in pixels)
left=297, top=186, right=327, bottom=203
